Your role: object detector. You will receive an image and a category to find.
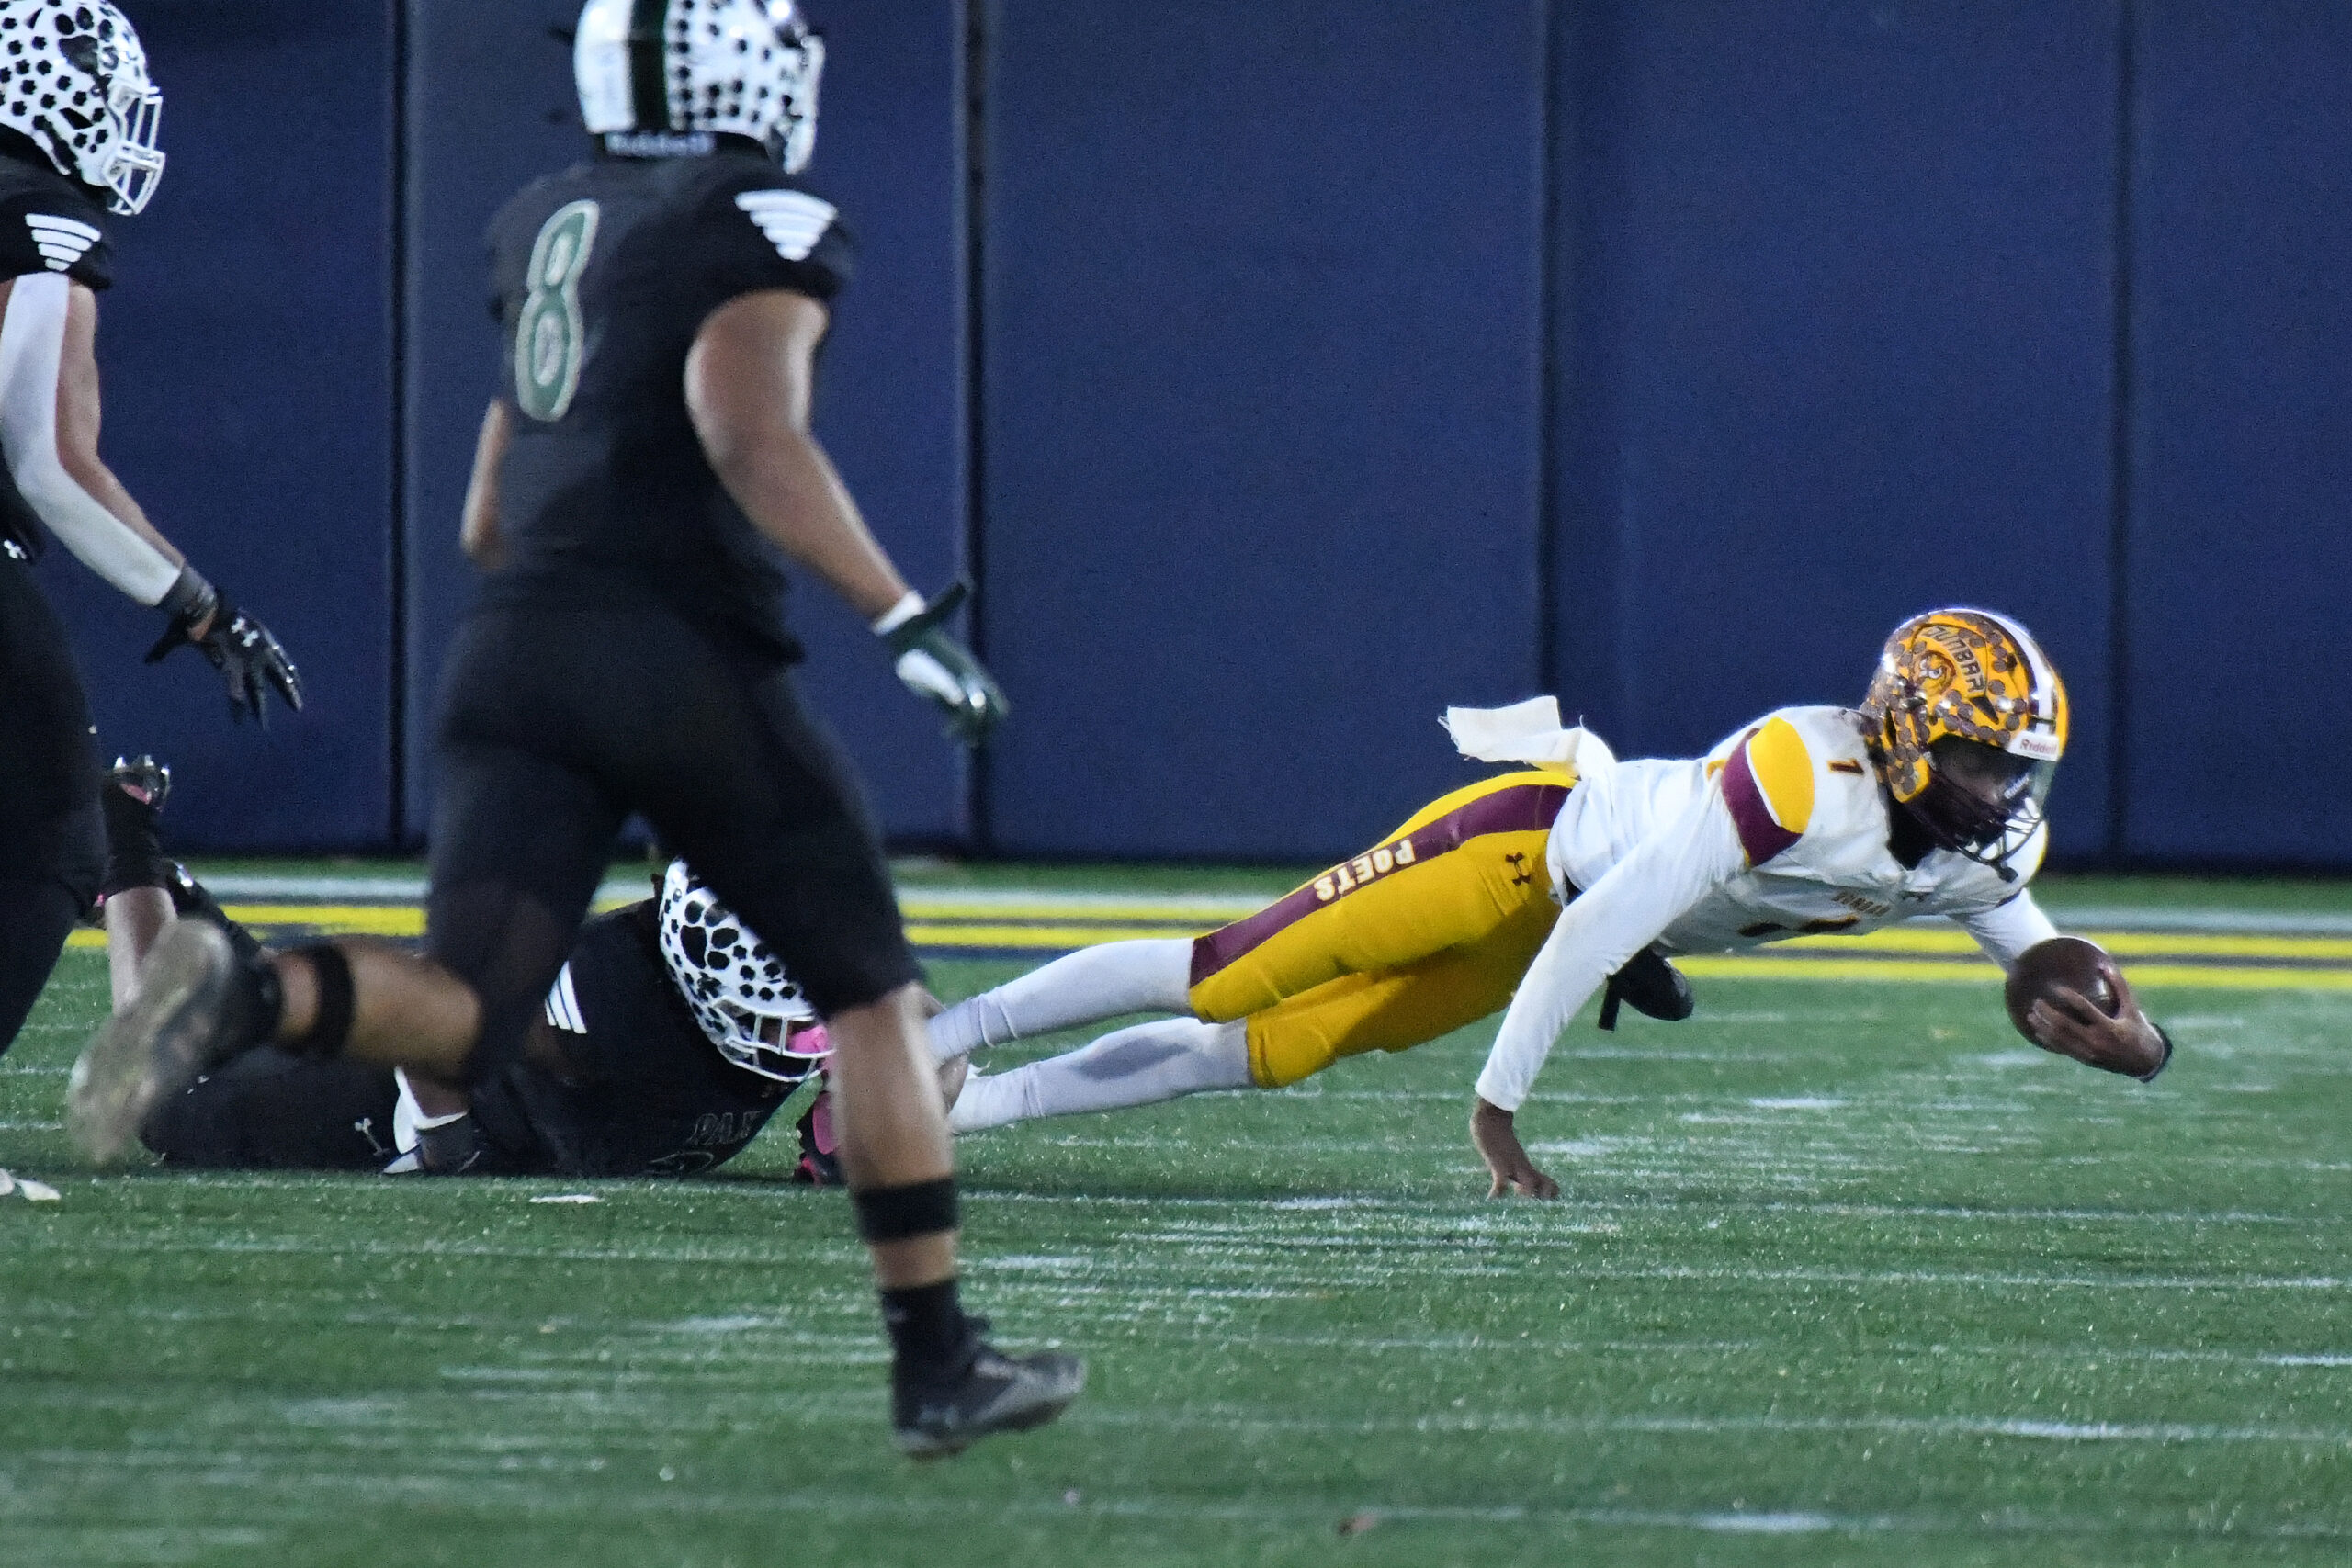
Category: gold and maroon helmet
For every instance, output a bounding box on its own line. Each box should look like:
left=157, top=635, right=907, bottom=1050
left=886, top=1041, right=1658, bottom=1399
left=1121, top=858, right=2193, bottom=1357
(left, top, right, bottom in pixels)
left=1860, top=608, right=2067, bottom=875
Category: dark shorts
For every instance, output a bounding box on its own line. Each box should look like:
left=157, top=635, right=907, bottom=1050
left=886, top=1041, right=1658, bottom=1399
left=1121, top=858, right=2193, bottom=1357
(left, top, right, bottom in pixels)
left=0, top=552, right=106, bottom=1054
left=426, top=597, right=919, bottom=1083
left=0, top=551, right=105, bottom=898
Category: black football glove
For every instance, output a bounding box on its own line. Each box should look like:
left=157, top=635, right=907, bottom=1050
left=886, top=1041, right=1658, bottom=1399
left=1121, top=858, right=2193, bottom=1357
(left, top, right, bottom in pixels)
left=145, top=568, right=303, bottom=725
left=875, top=580, right=1007, bottom=745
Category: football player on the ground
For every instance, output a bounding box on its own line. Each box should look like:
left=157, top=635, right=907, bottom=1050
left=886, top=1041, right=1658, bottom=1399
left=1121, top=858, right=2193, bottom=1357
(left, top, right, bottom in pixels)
left=928, top=610, right=2174, bottom=1197
left=72, top=0, right=1073, bottom=1456
left=0, top=1, right=299, bottom=1057
left=98, top=757, right=861, bottom=1178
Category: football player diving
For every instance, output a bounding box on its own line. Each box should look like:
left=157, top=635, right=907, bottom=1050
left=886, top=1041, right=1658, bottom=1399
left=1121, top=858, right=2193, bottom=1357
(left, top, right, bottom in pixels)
left=0, top=1, right=300, bottom=1056
left=96, top=757, right=893, bottom=1180
left=71, top=0, right=1076, bottom=1455
left=927, top=610, right=2175, bottom=1198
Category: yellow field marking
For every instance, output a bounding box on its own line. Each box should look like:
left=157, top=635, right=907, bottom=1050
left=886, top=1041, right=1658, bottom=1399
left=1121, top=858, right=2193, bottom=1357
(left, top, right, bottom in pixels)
left=904, top=922, right=1202, bottom=949
left=1779, top=927, right=2352, bottom=961
left=901, top=898, right=1258, bottom=924
left=62, top=902, right=2352, bottom=994
left=218, top=903, right=424, bottom=936
left=2066, top=964, right=2352, bottom=990
left=1677, top=956, right=2352, bottom=990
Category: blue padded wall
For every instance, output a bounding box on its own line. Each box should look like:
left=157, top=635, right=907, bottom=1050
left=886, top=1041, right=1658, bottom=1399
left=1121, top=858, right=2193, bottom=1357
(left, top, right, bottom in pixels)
left=980, top=0, right=1549, bottom=861
left=46, top=0, right=395, bottom=850
left=2122, top=4, right=2352, bottom=864
left=30, top=3, right=2349, bottom=867
left=401, top=0, right=967, bottom=845
left=399, top=0, right=582, bottom=840
left=1549, top=1, right=2121, bottom=860
left=775, top=0, right=971, bottom=844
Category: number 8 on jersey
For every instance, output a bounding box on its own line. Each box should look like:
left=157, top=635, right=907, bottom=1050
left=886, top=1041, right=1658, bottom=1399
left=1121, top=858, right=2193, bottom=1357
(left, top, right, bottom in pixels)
left=514, top=199, right=600, bottom=423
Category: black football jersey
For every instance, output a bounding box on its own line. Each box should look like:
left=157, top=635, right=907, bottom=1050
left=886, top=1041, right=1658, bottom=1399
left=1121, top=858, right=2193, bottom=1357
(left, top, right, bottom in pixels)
left=472, top=898, right=795, bottom=1179
left=483, top=144, right=856, bottom=659
left=0, top=153, right=113, bottom=289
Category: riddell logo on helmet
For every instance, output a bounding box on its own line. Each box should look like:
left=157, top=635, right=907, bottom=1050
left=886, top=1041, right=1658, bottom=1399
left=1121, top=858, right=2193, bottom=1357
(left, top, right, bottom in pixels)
left=2012, top=723, right=2063, bottom=761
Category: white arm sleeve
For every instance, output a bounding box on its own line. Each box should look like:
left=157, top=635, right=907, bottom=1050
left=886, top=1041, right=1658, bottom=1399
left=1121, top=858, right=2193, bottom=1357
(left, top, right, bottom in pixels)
left=1958, top=891, right=2061, bottom=972
left=1474, top=783, right=1749, bottom=1111
left=0, top=271, right=177, bottom=604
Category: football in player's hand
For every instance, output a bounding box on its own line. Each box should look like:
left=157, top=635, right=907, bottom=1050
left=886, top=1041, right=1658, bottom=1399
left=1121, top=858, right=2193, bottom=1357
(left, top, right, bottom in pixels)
left=2004, top=937, right=2122, bottom=1043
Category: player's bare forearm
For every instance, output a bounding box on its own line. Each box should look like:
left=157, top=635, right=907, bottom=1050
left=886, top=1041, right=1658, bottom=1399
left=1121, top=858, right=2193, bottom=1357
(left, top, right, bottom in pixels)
left=55, top=283, right=185, bottom=577
left=684, top=288, right=910, bottom=621
left=720, top=423, right=908, bottom=618
left=460, top=399, right=511, bottom=570
left=102, top=886, right=175, bottom=1012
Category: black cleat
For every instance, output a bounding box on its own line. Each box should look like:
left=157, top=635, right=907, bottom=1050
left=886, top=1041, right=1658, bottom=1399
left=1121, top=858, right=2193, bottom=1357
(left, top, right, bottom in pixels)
left=414, top=1111, right=487, bottom=1175
left=67, top=920, right=244, bottom=1165
left=892, top=1330, right=1086, bottom=1459
left=1596, top=945, right=1695, bottom=1031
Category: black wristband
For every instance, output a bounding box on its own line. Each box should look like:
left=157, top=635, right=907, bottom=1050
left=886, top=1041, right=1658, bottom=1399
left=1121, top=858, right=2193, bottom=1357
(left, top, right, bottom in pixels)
left=879, top=580, right=970, bottom=656
left=158, top=566, right=216, bottom=625
left=2133, top=1022, right=2175, bottom=1083
left=853, top=1177, right=960, bottom=1243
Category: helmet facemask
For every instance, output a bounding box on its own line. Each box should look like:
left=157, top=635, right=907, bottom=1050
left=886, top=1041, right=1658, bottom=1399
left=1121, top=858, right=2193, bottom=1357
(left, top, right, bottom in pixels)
left=96, top=50, right=162, bottom=213
left=1906, top=736, right=2057, bottom=874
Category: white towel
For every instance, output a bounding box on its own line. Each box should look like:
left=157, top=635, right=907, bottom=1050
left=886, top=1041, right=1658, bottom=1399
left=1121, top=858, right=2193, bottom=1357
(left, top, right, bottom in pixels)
left=1441, top=696, right=1615, bottom=772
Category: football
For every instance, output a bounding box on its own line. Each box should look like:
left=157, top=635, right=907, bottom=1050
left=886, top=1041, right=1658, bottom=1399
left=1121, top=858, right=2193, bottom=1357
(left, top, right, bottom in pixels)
left=2004, top=936, right=2123, bottom=1043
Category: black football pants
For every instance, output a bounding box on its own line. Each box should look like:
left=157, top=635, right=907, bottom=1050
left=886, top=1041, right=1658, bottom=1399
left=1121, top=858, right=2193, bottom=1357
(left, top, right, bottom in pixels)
left=426, top=599, right=920, bottom=1087
left=0, top=551, right=105, bottom=1055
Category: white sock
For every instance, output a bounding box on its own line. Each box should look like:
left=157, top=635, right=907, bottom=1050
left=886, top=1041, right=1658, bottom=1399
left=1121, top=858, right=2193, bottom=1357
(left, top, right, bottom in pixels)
left=947, top=1017, right=1250, bottom=1132
left=928, top=938, right=1195, bottom=1063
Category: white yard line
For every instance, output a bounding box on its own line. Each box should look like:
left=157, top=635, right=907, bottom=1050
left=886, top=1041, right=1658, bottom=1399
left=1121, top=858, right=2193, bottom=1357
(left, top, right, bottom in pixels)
left=27, top=1230, right=2352, bottom=1296
left=1058, top=1403, right=2352, bottom=1447
left=27, top=1450, right=2347, bottom=1541
left=12, top=1295, right=2350, bottom=1374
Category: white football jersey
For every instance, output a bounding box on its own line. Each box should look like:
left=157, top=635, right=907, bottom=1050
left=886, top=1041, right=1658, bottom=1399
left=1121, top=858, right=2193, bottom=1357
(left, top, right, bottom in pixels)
left=1546, top=705, right=2044, bottom=955
left=1471, top=704, right=2058, bottom=1110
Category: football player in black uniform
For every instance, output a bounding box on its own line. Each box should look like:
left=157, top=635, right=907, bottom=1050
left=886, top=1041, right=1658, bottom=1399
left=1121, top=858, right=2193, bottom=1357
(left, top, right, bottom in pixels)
left=99, top=757, right=854, bottom=1178
left=0, top=1, right=300, bottom=1057
left=74, top=0, right=1077, bottom=1456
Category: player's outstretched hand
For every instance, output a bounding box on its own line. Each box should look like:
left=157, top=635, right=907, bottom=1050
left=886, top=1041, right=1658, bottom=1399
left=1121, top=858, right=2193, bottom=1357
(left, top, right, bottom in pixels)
left=1470, top=1096, right=1560, bottom=1200
left=2027, top=979, right=2169, bottom=1079
left=876, top=581, right=1007, bottom=746
left=146, top=573, right=303, bottom=725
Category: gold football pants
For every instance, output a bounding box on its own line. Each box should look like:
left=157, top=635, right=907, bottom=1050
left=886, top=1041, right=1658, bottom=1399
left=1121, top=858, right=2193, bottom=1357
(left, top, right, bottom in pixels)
left=1186, top=770, right=1573, bottom=1088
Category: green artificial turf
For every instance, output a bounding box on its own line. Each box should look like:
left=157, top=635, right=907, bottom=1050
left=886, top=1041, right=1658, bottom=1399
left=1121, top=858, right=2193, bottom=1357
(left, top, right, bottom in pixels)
left=5, top=900, right=2352, bottom=1565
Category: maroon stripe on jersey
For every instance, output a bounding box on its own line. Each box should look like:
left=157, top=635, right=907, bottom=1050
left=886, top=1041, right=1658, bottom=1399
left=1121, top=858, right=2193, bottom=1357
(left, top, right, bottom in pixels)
left=1188, top=782, right=1570, bottom=987
left=1722, top=741, right=1801, bottom=865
